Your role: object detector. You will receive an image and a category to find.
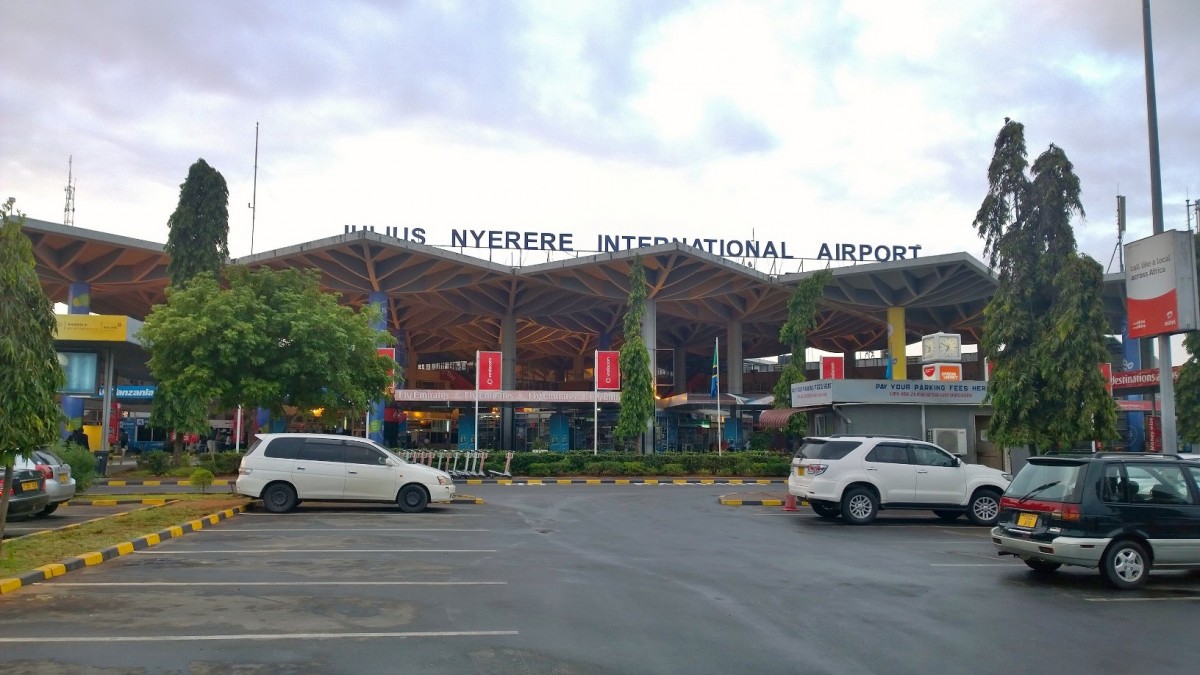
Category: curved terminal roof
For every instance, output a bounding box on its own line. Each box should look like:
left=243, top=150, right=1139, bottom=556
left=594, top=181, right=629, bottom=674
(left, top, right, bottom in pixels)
left=22, top=217, right=1130, bottom=374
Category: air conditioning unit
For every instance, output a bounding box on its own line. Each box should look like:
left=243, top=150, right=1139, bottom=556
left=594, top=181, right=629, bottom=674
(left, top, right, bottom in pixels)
left=928, top=428, right=968, bottom=454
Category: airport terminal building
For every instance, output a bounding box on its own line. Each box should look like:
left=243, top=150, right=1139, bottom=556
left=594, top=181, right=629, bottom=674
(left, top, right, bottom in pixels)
left=23, top=218, right=1135, bottom=466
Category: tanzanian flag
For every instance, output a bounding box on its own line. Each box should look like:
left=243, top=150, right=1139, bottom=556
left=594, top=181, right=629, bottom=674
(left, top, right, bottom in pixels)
left=710, top=339, right=719, bottom=398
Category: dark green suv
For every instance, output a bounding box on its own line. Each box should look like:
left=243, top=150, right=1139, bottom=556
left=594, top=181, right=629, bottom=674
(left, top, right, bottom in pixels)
left=991, top=453, right=1200, bottom=589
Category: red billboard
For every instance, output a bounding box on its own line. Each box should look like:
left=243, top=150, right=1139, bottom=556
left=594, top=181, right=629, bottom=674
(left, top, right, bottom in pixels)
left=477, top=351, right=502, bottom=390
left=595, top=350, right=621, bottom=390
left=820, top=356, right=844, bottom=380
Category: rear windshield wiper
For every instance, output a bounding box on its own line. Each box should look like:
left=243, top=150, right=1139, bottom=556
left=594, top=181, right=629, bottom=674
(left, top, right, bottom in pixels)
left=1017, top=480, right=1060, bottom=503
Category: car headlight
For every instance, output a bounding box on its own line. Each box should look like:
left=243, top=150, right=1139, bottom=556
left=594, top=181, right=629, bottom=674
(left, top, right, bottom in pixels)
left=438, top=474, right=453, bottom=486
left=1001, top=473, right=1012, bottom=482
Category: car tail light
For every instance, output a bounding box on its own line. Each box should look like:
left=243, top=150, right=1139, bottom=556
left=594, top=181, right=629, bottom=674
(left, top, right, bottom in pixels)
left=36, top=464, right=54, bottom=480
left=1051, top=503, right=1081, bottom=522
left=806, top=463, right=828, bottom=476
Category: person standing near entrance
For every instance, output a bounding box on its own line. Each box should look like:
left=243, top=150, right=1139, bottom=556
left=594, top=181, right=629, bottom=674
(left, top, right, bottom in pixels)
left=70, top=427, right=90, bottom=450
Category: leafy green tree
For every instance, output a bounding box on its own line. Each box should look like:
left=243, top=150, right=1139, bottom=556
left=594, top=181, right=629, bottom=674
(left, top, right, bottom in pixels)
left=139, top=267, right=396, bottom=433
left=165, top=158, right=230, bottom=288
left=1173, top=233, right=1200, bottom=442
left=974, top=120, right=1116, bottom=452
left=615, top=256, right=654, bottom=452
left=0, top=198, right=65, bottom=546
left=773, top=269, right=832, bottom=436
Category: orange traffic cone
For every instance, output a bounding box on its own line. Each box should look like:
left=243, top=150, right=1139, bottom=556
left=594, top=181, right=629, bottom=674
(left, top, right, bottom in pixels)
left=782, top=493, right=799, bottom=512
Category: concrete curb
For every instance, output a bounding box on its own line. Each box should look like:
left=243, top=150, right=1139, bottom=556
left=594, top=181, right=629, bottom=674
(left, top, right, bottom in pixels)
left=62, top=498, right=174, bottom=507
left=0, top=504, right=248, bottom=595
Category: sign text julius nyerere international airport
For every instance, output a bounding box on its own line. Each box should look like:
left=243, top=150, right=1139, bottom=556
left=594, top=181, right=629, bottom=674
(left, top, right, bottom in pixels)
left=343, top=226, right=923, bottom=263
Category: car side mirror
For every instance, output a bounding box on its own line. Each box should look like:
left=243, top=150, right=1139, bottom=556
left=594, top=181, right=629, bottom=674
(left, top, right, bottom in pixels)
left=386, top=458, right=397, bottom=467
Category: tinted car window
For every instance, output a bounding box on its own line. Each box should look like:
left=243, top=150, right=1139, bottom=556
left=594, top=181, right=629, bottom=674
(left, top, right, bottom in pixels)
left=1006, top=459, right=1088, bottom=503
left=1124, top=464, right=1193, bottom=505
left=300, top=440, right=344, bottom=463
left=344, top=442, right=387, bottom=466
left=911, top=444, right=956, bottom=467
left=1100, top=463, right=1129, bottom=503
left=866, top=443, right=909, bottom=464
left=263, top=436, right=304, bottom=459
left=798, top=440, right=860, bottom=461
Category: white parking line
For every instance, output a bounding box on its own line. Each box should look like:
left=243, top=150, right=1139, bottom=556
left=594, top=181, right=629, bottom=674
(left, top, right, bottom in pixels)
left=2, top=630, right=520, bottom=643
left=136, top=548, right=498, bottom=554
left=49, top=581, right=507, bottom=587
left=1083, top=596, right=1200, bottom=602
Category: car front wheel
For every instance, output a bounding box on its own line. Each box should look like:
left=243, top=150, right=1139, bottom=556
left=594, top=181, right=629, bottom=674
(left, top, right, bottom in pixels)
left=840, top=487, right=878, bottom=525
left=262, top=483, right=298, bottom=513
left=397, top=485, right=429, bottom=513
left=35, top=503, right=60, bottom=518
left=966, top=490, right=1002, bottom=526
left=1101, top=539, right=1150, bottom=589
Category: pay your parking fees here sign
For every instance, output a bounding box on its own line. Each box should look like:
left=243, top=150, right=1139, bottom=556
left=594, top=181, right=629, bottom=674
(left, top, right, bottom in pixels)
left=1125, top=230, right=1200, bottom=339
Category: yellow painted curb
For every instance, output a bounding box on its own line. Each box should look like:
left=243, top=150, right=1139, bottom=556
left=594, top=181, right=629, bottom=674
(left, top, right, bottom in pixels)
left=81, top=551, right=104, bottom=566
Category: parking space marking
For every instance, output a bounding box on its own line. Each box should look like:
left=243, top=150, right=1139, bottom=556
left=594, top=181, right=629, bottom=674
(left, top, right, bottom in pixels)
left=1082, top=596, right=1200, bottom=602
left=2, top=630, right=521, bottom=643
left=49, top=581, right=507, bottom=587
left=239, top=512, right=487, bottom=517
left=136, top=548, right=498, bottom=554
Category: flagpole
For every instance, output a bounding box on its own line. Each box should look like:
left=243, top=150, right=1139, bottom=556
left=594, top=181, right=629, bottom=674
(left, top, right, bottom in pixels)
left=474, top=350, right=480, bottom=452
left=594, top=350, right=599, bottom=455
left=716, top=337, right=722, bottom=457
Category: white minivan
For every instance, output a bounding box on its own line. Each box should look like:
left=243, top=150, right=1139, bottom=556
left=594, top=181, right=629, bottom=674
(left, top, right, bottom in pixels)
left=236, top=433, right=455, bottom=513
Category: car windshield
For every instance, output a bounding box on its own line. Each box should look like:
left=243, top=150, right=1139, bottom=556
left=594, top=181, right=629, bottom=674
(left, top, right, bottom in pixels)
left=376, top=444, right=408, bottom=464
left=796, top=439, right=860, bottom=461
left=1006, top=460, right=1087, bottom=503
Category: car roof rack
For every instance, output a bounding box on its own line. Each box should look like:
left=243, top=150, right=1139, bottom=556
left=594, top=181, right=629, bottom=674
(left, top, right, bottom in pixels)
left=1041, top=451, right=1188, bottom=460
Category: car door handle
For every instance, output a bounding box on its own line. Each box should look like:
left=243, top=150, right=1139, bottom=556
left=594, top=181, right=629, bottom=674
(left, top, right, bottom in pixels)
left=296, top=466, right=306, bottom=471
left=866, top=467, right=877, bottom=471
left=917, top=470, right=929, bottom=474
left=348, top=470, right=358, bottom=474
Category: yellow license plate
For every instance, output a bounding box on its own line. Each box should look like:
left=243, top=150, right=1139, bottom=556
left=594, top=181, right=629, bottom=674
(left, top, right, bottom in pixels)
left=796, top=466, right=805, bottom=476
left=1017, top=512, right=1038, bottom=528
left=58, top=474, right=70, bottom=484
left=21, top=480, right=39, bottom=491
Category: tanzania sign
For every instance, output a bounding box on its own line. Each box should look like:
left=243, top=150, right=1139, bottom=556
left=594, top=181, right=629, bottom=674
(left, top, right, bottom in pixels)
left=343, top=226, right=922, bottom=263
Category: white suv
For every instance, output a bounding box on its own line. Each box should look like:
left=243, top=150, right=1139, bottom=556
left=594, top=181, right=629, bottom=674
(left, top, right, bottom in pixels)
left=236, top=434, right=455, bottom=513
left=788, top=435, right=1011, bottom=525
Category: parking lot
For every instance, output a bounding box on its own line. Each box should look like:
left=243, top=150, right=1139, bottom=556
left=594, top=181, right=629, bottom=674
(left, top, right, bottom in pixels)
left=3, top=500, right=162, bottom=539
left=1, top=483, right=1196, bottom=674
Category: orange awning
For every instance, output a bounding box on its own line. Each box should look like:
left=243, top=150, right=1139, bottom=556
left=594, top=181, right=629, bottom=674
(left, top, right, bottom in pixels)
left=758, top=408, right=807, bottom=428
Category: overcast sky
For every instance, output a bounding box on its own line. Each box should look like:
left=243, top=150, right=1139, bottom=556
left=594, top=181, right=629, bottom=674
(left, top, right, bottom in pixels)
left=3, top=0, right=1197, bottom=274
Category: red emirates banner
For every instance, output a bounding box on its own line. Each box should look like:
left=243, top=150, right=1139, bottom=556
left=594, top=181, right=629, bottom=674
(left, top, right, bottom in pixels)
left=477, top=351, right=502, bottom=391
left=596, top=350, right=621, bottom=390
left=820, top=356, right=843, bottom=380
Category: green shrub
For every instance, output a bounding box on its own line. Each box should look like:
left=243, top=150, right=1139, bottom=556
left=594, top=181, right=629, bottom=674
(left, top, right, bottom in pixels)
left=55, top=443, right=99, bottom=493
left=526, top=463, right=553, bottom=477
left=198, top=452, right=242, bottom=475
left=189, top=468, right=215, bottom=493
left=621, top=461, right=648, bottom=475
left=138, top=451, right=173, bottom=476
left=659, top=463, right=685, bottom=476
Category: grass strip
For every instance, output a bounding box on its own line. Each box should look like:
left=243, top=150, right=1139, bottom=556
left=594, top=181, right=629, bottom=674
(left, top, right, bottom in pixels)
left=1, top=497, right=247, bottom=575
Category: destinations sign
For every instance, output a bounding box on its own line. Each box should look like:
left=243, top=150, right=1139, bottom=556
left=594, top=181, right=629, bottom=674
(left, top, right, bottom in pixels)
left=343, top=225, right=923, bottom=263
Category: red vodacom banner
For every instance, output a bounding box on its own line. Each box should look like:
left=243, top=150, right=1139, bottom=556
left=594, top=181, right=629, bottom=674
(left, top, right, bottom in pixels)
left=477, top=351, right=502, bottom=391
left=596, top=350, right=621, bottom=390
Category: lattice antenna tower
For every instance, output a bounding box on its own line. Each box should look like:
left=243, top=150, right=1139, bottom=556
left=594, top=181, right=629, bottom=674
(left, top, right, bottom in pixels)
left=63, top=155, right=77, bottom=226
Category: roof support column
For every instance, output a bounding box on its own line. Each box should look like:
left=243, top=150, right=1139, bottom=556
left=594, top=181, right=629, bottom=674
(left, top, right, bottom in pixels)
left=726, top=321, right=743, bottom=396
left=501, top=311, right=517, bottom=451
left=887, top=306, right=907, bottom=380
left=367, top=291, right=388, bottom=444
left=673, top=343, right=687, bottom=395
left=61, top=282, right=91, bottom=439
left=641, top=297, right=656, bottom=454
